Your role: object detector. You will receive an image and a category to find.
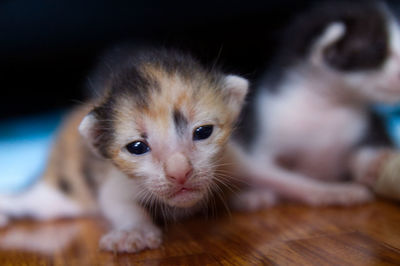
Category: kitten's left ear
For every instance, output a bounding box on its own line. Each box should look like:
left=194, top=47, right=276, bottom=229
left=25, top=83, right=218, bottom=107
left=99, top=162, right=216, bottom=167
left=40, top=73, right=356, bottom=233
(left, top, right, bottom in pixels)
left=222, top=75, right=249, bottom=112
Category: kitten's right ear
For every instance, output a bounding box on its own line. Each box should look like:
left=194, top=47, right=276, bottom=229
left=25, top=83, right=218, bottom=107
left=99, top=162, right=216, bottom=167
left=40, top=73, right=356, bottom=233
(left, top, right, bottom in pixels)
left=79, top=112, right=97, bottom=141
left=79, top=112, right=108, bottom=157
left=310, top=22, right=346, bottom=67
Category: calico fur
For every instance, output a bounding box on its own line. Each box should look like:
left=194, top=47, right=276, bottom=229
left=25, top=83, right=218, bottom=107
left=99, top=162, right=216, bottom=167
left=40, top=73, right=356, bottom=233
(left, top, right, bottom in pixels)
left=0, top=47, right=249, bottom=253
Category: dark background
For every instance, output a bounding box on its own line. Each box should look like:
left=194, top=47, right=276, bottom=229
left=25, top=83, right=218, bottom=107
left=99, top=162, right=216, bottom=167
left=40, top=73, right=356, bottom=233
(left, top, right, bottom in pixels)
left=1, top=0, right=398, bottom=120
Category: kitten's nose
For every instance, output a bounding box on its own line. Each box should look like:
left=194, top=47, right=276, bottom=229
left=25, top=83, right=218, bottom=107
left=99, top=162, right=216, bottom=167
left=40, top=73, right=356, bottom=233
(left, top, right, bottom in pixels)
left=165, top=153, right=192, bottom=184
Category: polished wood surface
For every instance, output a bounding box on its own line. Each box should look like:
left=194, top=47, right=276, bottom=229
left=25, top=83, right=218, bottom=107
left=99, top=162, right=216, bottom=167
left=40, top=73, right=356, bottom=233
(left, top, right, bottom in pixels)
left=1, top=199, right=400, bottom=265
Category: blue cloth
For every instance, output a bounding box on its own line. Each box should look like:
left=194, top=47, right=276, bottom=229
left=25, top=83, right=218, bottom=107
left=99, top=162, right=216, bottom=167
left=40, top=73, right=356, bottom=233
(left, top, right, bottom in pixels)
left=0, top=111, right=64, bottom=194
left=373, top=105, right=400, bottom=148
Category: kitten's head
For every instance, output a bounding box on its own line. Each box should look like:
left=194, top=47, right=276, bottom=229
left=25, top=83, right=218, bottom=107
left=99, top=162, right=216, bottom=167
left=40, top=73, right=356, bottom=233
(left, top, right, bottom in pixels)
left=286, top=1, right=400, bottom=103
left=79, top=48, right=248, bottom=209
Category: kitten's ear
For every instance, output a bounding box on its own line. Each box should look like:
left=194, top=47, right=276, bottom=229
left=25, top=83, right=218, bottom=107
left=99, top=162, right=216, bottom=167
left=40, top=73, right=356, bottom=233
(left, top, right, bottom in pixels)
left=79, top=112, right=108, bottom=157
left=310, top=22, right=346, bottom=66
left=223, top=74, right=249, bottom=107
left=222, top=75, right=249, bottom=118
left=79, top=112, right=98, bottom=139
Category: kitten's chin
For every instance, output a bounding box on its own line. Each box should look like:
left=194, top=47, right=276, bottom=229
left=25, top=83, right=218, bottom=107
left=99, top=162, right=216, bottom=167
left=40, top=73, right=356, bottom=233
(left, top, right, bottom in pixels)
left=165, top=189, right=205, bottom=208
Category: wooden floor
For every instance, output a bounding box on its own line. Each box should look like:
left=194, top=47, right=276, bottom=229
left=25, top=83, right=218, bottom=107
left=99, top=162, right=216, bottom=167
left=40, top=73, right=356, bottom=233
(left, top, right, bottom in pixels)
left=0, top=199, right=400, bottom=265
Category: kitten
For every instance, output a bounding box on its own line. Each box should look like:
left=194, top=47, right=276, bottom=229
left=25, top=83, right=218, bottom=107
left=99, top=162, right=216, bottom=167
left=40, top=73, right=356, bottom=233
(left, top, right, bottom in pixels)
left=233, top=0, right=400, bottom=208
left=0, top=47, right=249, bottom=253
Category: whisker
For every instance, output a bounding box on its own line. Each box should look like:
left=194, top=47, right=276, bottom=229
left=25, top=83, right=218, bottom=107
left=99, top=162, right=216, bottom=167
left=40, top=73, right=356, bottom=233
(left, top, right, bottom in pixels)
left=213, top=176, right=239, bottom=194
left=209, top=182, right=231, bottom=218
left=205, top=184, right=217, bottom=219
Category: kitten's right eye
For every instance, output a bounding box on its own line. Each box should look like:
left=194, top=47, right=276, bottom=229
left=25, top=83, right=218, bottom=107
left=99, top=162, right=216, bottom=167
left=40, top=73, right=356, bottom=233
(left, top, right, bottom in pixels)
left=126, top=141, right=150, bottom=155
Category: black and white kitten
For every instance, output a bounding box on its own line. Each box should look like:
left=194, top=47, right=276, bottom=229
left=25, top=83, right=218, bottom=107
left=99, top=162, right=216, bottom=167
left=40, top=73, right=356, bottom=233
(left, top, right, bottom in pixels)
left=233, top=0, right=400, bottom=209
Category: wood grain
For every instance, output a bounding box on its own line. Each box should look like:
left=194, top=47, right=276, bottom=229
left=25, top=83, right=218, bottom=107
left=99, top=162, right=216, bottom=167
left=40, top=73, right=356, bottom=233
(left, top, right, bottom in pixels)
left=1, top=199, right=400, bottom=265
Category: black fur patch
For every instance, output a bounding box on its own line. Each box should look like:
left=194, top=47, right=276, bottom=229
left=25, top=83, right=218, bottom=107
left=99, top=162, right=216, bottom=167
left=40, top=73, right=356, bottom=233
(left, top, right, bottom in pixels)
left=233, top=84, right=259, bottom=149
left=88, top=46, right=223, bottom=103
left=57, top=177, right=72, bottom=194
left=358, top=110, right=393, bottom=147
left=280, top=0, right=388, bottom=71
left=173, top=109, right=188, bottom=136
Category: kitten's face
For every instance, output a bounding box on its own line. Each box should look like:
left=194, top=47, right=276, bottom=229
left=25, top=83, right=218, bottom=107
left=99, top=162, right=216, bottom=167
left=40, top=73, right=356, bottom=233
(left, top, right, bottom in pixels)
left=340, top=19, right=400, bottom=103
left=311, top=13, right=400, bottom=104
left=81, top=65, right=248, bottom=209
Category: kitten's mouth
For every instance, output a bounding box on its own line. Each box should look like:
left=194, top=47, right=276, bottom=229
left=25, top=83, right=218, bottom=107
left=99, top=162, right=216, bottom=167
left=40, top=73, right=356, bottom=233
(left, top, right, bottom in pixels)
left=165, top=186, right=203, bottom=207
left=163, top=181, right=206, bottom=207
left=171, top=187, right=196, bottom=197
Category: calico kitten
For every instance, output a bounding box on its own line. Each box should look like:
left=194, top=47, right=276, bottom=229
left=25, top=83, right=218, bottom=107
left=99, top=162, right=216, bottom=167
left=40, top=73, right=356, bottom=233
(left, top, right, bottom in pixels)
left=234, top=0, right=400, bottom=208
left=0, top=47, right=249, bottom=253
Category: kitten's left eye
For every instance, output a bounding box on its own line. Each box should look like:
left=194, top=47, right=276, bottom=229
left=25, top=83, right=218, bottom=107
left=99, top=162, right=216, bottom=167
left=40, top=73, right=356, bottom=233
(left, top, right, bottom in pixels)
left=126, top=141, right=150, bottom=155
left=193, top=125, right=213, bottom=141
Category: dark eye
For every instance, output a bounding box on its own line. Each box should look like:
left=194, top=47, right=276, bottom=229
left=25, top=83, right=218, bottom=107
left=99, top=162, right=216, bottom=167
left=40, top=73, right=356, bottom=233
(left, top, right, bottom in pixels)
left=193, top=125, right=213, bottom=141
left=126, top=141, right=150, bottom=155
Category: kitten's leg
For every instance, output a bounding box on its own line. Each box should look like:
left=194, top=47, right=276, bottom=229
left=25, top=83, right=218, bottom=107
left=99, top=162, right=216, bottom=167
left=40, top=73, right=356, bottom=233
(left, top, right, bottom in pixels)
left=349, top=147, right=395, bottom=187
left=98, top=172, right=162, bottom=253
left=229, top=143, right=373, bottom=206
left=0, top=181, right=84, bottom=226
left=252, top=161, right=373, bottom=206
left=230, top=188, right=279, bottom=211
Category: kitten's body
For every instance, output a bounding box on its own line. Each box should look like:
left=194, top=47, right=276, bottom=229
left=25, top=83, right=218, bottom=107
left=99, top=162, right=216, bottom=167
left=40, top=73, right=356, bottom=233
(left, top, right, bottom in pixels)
left=0, top=47, right=249, bottom=253
left=235, top=0, right=400, bottom=207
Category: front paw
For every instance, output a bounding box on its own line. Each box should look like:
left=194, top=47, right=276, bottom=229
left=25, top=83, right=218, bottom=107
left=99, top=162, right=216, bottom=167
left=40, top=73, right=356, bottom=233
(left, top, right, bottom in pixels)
left=99, top=225, right=162, bottom=253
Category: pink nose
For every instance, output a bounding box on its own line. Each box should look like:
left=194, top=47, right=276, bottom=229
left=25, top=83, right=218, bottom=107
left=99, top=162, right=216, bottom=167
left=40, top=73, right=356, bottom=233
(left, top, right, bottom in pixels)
left=165, top=153, right=192, bottom=185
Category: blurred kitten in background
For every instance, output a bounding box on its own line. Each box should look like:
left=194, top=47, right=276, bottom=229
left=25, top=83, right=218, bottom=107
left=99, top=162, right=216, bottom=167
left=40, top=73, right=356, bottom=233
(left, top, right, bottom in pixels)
left=233, top=0, right=400, bottom=209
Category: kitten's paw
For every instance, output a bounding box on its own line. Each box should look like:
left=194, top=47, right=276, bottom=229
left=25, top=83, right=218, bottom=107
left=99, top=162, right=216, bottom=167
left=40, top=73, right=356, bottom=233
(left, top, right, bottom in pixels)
left=99, top=225, right=162, bottom=253
left=231, top=189, right=278, bottom=211
left=304, top=184, right=374, bottom=206
left=350, top=148, right=394, bottom=187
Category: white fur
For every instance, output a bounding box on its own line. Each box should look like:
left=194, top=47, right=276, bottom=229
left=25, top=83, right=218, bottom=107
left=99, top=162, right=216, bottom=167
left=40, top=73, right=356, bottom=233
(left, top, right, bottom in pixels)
left=246, top=75, right=374, bottom=205
left=239, top=12, right=400, bottom=207
left=230, top=188, right=278, bottom=211
left=98, top=167, right=162, bottom=253
left=255, top=77, right=368, bottom=181
left=0, top=182, right=83, bottom=223
left=98, top=167, right=150, bottom=230
left=230, top=142, right=373, bottom=207
left=245, top=155, right=373, bottom=206
left=0, top=223, right=79, bottom=254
